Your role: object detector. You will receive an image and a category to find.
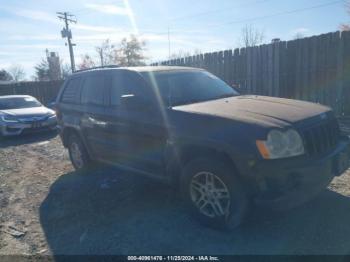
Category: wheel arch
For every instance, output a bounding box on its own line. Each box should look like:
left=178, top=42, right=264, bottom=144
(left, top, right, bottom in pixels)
left=166, top=142, right=242, bottom=185
left=61, top=127, right=77, bottom=147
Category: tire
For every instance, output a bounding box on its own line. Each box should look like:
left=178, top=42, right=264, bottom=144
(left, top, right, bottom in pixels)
left=180, top=157, right=248, bottom=230
left=67, top=133, right=91, bottom=171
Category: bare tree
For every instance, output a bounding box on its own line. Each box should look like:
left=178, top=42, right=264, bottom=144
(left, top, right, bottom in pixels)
left=170, top=50, right=191, bottom=59
left=8, top=65, right=25, bottom=81
left=78, top=54, right=96, bottom=70
left=170, top=49, right=202, bottom=59
left=95, top=39, right=116, bottom=66
left=240, top=25, right=265, bottom=48
left=293, top=32, right=305, bottom=40
left=78, top=36, right=146, bottom=69
left=61, top=63, right=72, bottom=79
left=340, top=1, right=350, bottom=31
left=341, top=24, right=350, bottom=31
left=116, top=35, right=146, bottom=66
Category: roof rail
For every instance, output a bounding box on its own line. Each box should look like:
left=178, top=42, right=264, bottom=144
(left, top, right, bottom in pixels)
left=74, top=65, right=120, bottom=73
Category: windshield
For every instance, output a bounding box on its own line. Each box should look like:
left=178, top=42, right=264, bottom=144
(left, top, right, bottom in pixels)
left=142, top=71, right=239, bottom=107
left=0, top=97, right=42, bottom=110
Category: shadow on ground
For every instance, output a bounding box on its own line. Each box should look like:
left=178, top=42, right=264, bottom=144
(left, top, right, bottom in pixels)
left=40, top=167, right=350, bottom=255
left=0, top=130, right=58, bottom=148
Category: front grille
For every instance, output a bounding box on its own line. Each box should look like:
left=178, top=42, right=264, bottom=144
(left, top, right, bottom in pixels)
left=302, top=117, right=340, bottom=156
left=19, top=116, right=48, bottom=123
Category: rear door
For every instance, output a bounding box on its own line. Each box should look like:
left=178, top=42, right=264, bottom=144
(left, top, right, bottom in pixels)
left=80, top=72, right=110, bottom=158
left=57, top=76, right=83, bottom=130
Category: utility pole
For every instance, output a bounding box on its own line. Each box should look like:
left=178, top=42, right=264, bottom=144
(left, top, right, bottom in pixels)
left=57, top=12, right=77, bottom=72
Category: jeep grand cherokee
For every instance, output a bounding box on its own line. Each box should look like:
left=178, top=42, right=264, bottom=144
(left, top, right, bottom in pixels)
left=56, top=66, right=350, bottom=229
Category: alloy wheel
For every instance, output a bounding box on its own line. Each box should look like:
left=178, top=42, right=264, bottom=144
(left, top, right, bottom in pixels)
left=70, top=142, right=84, bottom=169
left=190, top=171, right=231, bottom=218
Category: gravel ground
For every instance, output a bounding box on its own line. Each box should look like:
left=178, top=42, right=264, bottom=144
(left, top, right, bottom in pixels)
left=0, top=132, right=350, bottom=255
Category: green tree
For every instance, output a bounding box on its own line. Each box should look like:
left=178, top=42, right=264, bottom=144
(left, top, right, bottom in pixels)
left=0, top=69, right=13, bottom=81
left=34, top=56, right=70, bottom=80
left=34, top=58, right=50, bottom=81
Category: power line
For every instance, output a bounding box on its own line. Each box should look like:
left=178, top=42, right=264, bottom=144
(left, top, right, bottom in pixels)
left=200, top=0, right=345, bottom=30
left=57, top=12, right=77, bottom=72
left=55, top=0, right=345, bottom=45
left=133, top=0, right=346, bottom=37
left=168, top=0, right=272, bottom=23
left=67, top=0, right=272, bottom=33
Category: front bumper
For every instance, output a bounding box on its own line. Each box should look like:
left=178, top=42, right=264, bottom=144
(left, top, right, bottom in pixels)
left=0, top=118, right=57, bottom=136
left=252, top=136, right=350, bottom=210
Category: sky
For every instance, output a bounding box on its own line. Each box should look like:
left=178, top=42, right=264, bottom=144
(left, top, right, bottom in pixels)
left=0, top=0, right=349, bottom=79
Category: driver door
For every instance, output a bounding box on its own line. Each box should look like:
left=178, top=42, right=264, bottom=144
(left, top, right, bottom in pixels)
left=103, top=71, right=168, bottom=175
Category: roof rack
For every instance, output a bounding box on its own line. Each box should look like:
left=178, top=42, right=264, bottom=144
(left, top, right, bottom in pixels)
left=74, top=65, right=120, bottom=73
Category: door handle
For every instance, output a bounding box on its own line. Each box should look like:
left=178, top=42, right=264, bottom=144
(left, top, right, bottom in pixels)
left=88, top=116, right=107, bottom=127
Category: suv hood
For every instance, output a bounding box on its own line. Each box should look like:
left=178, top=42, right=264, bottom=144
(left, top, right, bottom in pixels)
left=173, top=95, right=331, bottom=128
left=0, top=106, right=54, bottom=117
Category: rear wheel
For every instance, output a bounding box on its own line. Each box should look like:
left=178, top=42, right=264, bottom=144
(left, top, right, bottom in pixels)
left=181, top=157, right=248, bottom=230
left=68, top=133, right=90, bottom=170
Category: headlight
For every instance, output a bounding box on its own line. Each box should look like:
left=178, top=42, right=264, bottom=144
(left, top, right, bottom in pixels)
left=0, top=115, right=19, bottom=123
left=256, top=129, right=305, bottom=159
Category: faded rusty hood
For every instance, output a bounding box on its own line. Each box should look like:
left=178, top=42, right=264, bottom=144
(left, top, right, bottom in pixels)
left=172, top=95, right=331, bottom=128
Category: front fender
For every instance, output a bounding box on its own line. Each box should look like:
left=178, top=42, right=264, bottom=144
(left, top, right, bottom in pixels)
left=164, top=135, right=257, bottom=184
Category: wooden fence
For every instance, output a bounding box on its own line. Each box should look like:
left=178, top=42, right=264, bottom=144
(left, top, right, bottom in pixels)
left=0, top=80, right=64, bottom=105
left=152, top=31, right=350, bottom=117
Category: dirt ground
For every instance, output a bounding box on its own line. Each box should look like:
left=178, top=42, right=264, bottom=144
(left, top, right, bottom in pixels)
left=0, top=132, right=350, bottom=256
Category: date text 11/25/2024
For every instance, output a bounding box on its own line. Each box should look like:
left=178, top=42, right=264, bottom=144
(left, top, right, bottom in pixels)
left=127, top=256, right=219, bottom=261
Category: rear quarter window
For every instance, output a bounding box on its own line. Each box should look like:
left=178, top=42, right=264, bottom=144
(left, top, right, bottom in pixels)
left=61, top=77, right=82, bottom=104
left=81, top=74, right=107, bottom=106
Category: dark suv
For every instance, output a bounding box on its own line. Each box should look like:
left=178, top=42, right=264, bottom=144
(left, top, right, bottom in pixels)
left=56, top=66, right=350, bottom=228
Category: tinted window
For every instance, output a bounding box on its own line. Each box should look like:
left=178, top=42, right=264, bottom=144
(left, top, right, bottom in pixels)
left=61, top=78, right=81, bottom=104
left=141, top=71, right=239, bottom=106
left=81, top=74, right=106, bottom=106
left=110, top=74, right=123, bottom=106
left=122, top=74, right=154, bottom=102
left=109, top=72, right=151, bottom=106
left=122, top=73, right=147, bottom=97
left=0, top=97, right=41, bottom=110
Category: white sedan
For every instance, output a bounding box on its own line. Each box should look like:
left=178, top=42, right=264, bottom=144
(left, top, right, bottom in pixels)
left=0, top=95, right=57, bottom=136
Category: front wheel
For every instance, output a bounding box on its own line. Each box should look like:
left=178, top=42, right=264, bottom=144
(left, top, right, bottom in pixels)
left=181, top=157, right=248, bottom=230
